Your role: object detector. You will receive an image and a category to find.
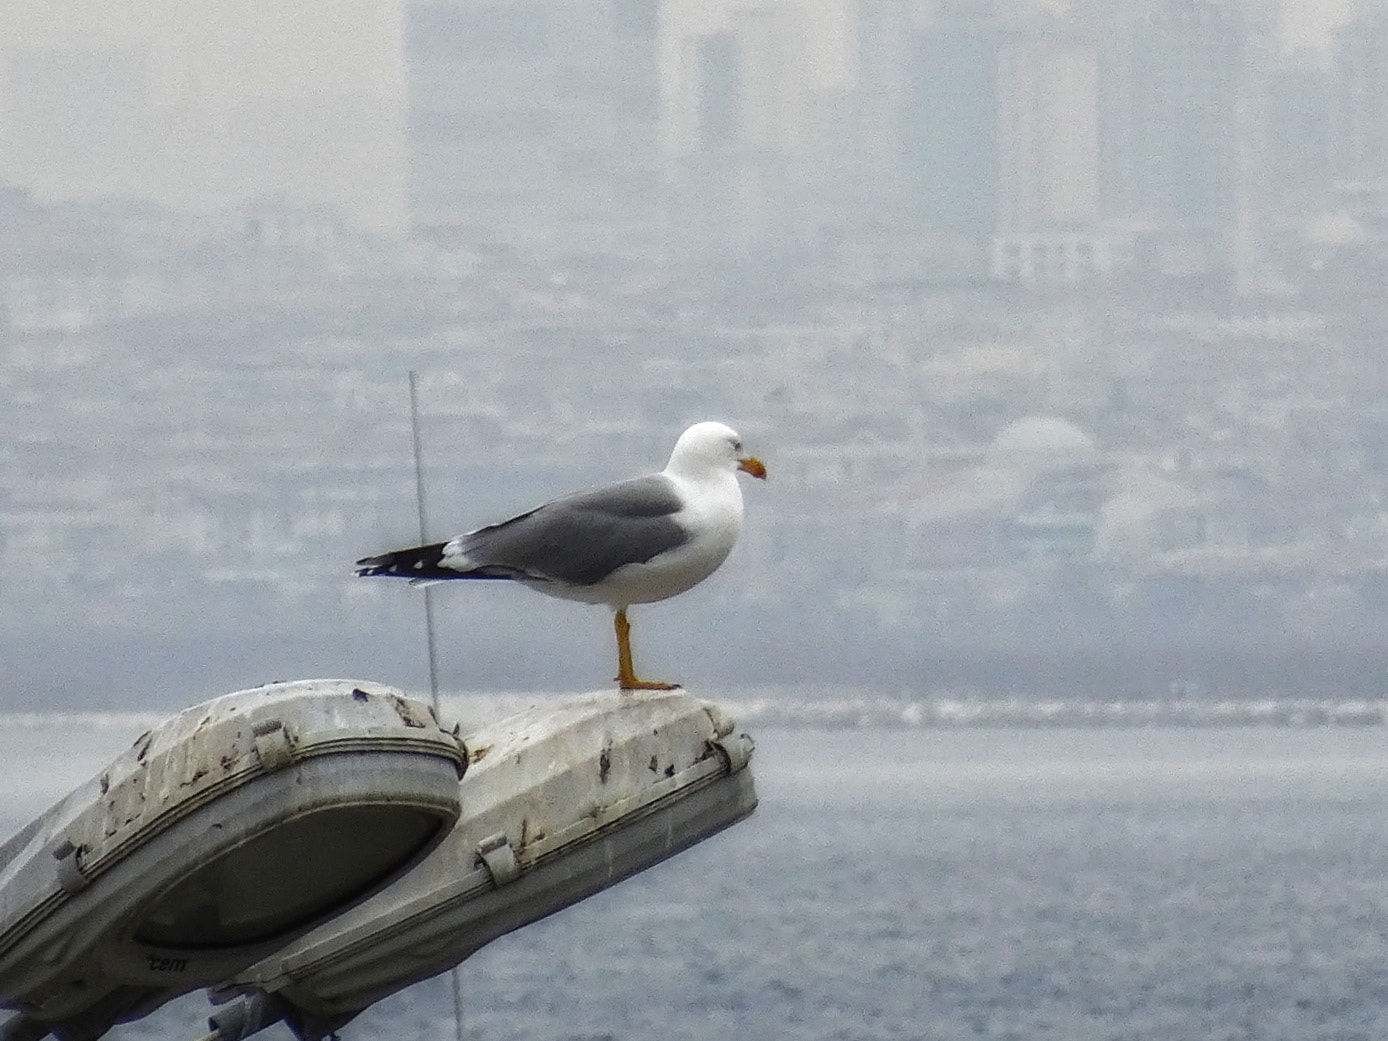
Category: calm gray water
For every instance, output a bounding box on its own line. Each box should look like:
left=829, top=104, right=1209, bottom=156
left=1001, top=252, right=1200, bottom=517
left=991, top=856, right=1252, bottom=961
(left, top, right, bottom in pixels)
left=6, top=723, right=1388, bottom=1041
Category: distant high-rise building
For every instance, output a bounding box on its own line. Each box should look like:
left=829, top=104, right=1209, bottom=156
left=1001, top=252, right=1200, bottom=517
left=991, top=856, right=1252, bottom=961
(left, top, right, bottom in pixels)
left=901, top=2, right=1001, bottom=239
left=1073, top=0, right=1146, bottom=221
left=667, top=29, right=746, bottom=252
left=406, top=0, right=662, bottom=251
left=1331, top=7, right=1388, bottom=186
left=853, top=0, right=913, bottom=184
left=1100, top=0, right=1282, bottom=286
left=609, top=0, right=664, bottom=209
left=991, top=14, right=1109, bottom=283
left=665, top=2, right=816, bottom=255
left=1129, top=0, right=1243, bottom=232
left=995, top=19, right=1100, bottom=234
left=694, top=32, right=742, bottom=153
left=1265, top=56, right=1331, bottom=213
left=734, top=3, right=809, bottom=159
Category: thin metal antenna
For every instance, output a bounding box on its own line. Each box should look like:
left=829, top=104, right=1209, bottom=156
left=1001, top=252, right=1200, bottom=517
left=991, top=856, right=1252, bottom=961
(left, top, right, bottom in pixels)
left=408, top=370, right=442, bottom=713
left=407, top=371, right=465, bottom=1041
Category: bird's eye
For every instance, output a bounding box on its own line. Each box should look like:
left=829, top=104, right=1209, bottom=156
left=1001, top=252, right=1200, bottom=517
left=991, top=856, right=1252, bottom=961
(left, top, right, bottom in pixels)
left=732, top=439, right=742, bottom=452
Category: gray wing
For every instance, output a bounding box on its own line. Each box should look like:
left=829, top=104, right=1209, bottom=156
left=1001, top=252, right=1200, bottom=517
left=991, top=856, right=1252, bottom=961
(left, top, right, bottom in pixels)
left=454, top=474, right=689, bottom=587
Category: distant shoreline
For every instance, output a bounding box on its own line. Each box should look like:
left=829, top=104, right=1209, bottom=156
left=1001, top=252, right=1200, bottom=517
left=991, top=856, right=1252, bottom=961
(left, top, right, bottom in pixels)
left=0, top=692, right=1383, bottom=732
left=723, top=696, right=1388, bottom=729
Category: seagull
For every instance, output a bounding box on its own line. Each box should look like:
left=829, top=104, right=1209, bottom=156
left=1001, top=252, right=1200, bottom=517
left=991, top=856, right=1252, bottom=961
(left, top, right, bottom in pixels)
left=356, top=421, right=767, bottom=691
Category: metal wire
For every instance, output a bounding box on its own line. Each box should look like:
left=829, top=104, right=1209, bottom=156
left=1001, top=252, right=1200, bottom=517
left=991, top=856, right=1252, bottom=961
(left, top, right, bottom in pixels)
left=409, top=370, right=443, bottom=713
left=407, top=371, right=465, bottom=1041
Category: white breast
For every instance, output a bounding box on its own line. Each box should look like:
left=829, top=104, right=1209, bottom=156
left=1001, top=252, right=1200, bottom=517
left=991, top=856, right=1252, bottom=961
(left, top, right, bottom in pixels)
left=602, top=469, right=744, bottom=607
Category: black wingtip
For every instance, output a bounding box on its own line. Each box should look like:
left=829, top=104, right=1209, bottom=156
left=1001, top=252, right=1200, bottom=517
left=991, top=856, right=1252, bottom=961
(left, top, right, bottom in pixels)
left=354, top=552, right=393, bottom=577
left=354, top=543, right=450, bottom=579
left=354, top=542, right=527, bottom=582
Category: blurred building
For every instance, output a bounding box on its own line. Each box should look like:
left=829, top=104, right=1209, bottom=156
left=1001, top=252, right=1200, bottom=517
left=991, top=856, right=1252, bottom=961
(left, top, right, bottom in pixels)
left=1113, top=0, right=1270, bottom=280
left=893, top=3, right=1118, bottom=284
left=665, top=29, right=742, bottom=251
left=663, top=1, right=819, bottom=255
left=990, top=14, right=1111, bottom=283
left=988, top=416, right=1106, bottom=564
left=1265, top=59, right=1332, bottom=212
left=1331, top=6, right=1388, bottom=188
left=901, top=2, right=1001, bottom=243
left=853, top=0, right=913, bottom=191
left=1131, top=0, right=1242, bottom=232
left=405, top=0, right=663, bottom=252
left=693, top=31, right=743, bottom=154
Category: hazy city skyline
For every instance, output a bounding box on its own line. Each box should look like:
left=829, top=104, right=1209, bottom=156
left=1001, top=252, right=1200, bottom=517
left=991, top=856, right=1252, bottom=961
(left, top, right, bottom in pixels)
left=0, top=0, right=1369, bottom=231
left=7, top=0, right=1388, bottom=707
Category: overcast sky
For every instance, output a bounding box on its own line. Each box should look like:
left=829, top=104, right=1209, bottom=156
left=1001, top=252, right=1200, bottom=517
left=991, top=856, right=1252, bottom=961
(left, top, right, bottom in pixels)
left=6, top=0, right=404, bottom=99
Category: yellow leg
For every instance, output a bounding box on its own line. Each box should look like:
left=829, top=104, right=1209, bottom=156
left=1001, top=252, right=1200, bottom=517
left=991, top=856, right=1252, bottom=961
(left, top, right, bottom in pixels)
left=614, top=608, right=679, bottom=691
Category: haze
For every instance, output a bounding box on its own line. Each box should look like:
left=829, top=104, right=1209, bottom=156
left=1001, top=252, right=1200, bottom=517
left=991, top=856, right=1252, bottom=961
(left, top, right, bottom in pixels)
left=4, top=0, right=1388, bottom=710
left=0, top=0, right=1358, bottom=227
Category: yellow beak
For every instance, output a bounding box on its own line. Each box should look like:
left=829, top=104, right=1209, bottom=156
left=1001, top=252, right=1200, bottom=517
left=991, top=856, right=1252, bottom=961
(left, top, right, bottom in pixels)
left=738, top=456, right=767, bottom=480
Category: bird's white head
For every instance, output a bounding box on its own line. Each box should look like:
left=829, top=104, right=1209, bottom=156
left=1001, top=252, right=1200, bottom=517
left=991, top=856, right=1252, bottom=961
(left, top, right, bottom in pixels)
left=665, top=421, right=768, bottom=481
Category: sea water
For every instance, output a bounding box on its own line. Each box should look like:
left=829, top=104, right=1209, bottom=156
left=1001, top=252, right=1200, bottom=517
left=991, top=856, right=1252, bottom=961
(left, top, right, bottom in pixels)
left=5, top=722, right=1388, bottom=1041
